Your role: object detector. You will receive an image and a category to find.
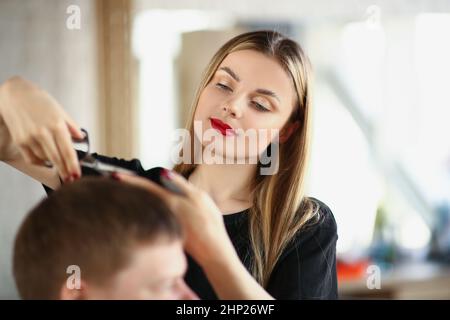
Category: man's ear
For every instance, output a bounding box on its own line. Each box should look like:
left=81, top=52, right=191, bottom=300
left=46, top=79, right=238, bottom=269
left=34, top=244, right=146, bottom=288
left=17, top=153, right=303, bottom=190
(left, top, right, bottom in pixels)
left=59, top=280, right=88, bottom=300
left=279, top=121, right=300, bottom=144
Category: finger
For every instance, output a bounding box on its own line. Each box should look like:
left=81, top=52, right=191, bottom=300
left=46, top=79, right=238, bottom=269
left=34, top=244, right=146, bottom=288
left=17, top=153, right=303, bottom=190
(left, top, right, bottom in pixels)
left=19, top=145, right=46, bottom=166
left=115, top=173, right=175, bottom=201
left=38, top=130, right=69, bottom=180
left=64, top=114, right=85, bottom=140
left=28, top=137, right=47, bottom=161
left=162, top=170, right=196, bottom=196
left=54, top=124, right=81, bottom=178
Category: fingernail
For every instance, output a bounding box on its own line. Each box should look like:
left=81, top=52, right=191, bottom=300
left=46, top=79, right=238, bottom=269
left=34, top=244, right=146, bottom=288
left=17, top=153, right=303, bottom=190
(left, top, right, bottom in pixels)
left=111, top=172, right=121, bottom=181
left=161, top=168, right=174, bottom=180
left=64, top=176, right=73, bottom=183
left=72, top=173, right=80, bottom=180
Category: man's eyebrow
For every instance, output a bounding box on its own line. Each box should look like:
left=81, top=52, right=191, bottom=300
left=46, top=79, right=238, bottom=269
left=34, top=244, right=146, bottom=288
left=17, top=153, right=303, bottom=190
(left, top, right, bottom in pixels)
left=218, top=66, right=281, bottom=103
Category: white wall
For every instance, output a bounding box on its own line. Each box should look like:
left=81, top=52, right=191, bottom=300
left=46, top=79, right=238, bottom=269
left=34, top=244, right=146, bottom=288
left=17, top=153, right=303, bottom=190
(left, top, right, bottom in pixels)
left=0, top=0, right=99, bottom=299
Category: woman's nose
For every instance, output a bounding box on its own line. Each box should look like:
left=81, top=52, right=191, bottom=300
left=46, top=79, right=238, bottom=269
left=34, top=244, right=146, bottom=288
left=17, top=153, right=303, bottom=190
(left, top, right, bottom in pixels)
left=223, top=101, right=243, bottom=118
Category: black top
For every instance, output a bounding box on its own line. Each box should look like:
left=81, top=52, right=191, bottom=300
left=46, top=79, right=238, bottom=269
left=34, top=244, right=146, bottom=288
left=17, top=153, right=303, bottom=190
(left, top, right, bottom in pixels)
left=43, top=153, right=339, bottom=300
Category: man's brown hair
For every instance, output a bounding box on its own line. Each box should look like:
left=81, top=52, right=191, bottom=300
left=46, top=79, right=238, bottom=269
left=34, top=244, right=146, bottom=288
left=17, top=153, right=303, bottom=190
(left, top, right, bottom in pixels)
left=13, top=177, right=182, bottom=299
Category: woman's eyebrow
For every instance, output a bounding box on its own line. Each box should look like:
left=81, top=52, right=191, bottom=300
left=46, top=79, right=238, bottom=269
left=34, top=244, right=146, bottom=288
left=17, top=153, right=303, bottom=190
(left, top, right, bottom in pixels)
left=219, top=66, right=240, bottom=82
left=255, top=88, right=280, bottom=103
left=218, top=66, right=280, bottom=103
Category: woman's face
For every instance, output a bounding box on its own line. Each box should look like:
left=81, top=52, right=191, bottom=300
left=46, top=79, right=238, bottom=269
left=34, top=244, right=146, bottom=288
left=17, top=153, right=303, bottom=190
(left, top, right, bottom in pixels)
left=194, top=49, right=298, bottom=162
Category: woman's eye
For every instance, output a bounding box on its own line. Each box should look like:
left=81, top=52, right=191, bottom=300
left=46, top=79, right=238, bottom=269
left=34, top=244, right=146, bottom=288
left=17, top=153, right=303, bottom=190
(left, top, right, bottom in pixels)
left=252, top=101, right=270, bottom=112
left=215, top=83, right=232, bottom=92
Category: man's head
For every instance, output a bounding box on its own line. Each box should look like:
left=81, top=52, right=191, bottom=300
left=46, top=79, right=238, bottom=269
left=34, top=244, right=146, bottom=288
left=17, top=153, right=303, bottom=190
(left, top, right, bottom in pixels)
left=13, top=177, right=196, bottom=300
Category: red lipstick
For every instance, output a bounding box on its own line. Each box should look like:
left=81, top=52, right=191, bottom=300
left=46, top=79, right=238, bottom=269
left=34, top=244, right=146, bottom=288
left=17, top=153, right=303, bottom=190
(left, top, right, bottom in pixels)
left=210, top=117, right=235, bottom=136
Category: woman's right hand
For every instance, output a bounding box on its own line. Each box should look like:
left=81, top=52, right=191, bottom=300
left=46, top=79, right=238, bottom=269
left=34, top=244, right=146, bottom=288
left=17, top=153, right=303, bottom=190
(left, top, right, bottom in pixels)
left=0, top=76, right=85, bottom=181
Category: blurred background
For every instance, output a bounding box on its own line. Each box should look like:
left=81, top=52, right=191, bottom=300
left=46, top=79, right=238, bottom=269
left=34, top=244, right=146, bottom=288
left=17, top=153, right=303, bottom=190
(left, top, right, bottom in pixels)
left=1, top=0, right=450, bottom=299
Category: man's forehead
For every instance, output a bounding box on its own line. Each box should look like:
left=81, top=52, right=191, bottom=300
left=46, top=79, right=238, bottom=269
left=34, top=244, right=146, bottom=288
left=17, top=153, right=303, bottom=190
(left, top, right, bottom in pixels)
left=131, top=240, right=187, bottom=275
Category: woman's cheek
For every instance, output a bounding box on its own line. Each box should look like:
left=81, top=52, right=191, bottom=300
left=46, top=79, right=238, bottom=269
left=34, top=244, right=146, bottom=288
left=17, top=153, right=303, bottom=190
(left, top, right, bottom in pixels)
left=195, top=93, right=214, bottom=118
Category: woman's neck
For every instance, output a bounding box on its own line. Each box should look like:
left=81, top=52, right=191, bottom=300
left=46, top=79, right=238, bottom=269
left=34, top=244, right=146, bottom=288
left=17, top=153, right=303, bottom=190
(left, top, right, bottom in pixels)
left=188, top=163, right=257, bottom=214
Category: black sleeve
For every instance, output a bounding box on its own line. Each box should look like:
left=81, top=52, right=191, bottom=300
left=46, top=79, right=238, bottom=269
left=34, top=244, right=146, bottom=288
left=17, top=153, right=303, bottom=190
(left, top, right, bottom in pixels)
left=42, top=151, right=147, bottom=196
left=266, top=199, right=338, bottom=300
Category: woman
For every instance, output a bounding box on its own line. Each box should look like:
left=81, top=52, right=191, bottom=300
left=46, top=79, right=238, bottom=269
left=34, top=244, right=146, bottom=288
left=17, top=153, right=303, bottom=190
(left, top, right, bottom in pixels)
left=0, top=30, right=338, bottom=299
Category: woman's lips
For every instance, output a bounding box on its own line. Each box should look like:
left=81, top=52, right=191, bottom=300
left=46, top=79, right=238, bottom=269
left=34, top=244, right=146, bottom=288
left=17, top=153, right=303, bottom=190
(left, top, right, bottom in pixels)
left=210, top=117, right=236, bottom=136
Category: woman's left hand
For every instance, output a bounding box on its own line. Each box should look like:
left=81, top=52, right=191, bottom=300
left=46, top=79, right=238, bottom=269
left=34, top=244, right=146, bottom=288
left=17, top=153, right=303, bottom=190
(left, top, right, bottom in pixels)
left=114, top=170, right=235, bottom=266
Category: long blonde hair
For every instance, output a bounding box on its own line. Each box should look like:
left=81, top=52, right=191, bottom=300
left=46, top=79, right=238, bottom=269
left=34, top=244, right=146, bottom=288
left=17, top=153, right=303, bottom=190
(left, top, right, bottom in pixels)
left=173, top=30, right=320, bottom=286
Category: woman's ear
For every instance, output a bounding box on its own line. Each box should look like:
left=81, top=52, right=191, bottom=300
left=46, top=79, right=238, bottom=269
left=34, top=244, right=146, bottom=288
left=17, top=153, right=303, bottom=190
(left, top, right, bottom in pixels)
left=279, top=121, right=300, bottom=144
